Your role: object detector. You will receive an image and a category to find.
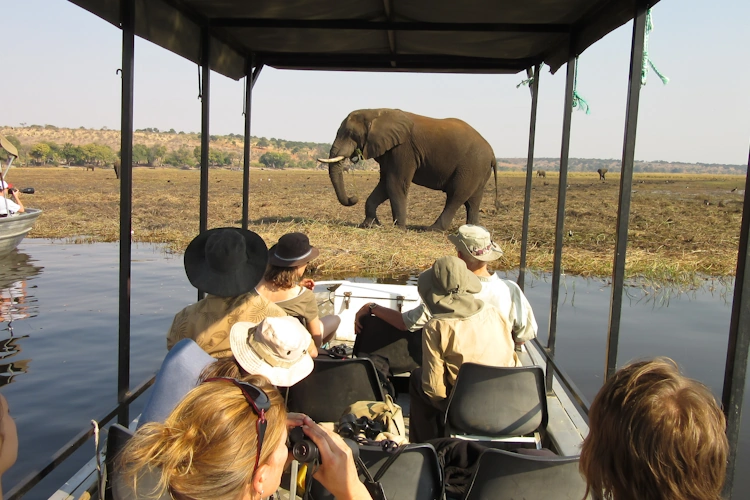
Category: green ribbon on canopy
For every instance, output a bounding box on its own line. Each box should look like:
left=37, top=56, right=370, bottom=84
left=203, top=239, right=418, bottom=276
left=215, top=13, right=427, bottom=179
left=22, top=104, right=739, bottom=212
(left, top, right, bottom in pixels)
left=642, top=9, right=670, bottom=86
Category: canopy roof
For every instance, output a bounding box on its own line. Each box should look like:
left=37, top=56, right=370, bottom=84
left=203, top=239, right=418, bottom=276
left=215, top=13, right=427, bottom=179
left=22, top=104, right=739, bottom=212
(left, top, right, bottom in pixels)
left=69, top=0, right=659, bottom=80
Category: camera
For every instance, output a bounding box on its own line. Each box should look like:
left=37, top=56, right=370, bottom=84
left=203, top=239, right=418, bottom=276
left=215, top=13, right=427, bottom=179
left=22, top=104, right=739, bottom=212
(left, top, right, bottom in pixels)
left=337, top=414, right=384, bottom=441
left=289, top=426, right=319, bottom=463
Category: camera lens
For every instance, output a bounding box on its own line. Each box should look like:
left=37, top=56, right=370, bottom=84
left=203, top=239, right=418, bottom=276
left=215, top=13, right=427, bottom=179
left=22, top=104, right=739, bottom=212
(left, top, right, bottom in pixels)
left=292, top=440, right=319, bottom=463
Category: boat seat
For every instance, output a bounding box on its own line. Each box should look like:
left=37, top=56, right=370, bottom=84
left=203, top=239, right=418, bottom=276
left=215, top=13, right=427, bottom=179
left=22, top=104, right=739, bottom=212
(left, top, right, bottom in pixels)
left=444, top=364, right=547, bottom=449
left=310, top=443, right=444, bottom=500
left=104, top=424, right=134, bottom=500
left=462, top=448, right=587, bottom=500
left=287, top=357, right=385, bottom=423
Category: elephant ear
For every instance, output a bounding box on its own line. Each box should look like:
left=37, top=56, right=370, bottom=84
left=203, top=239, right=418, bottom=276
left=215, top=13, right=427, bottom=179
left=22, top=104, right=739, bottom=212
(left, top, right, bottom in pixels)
left=363, top=110, right=414, bottom=159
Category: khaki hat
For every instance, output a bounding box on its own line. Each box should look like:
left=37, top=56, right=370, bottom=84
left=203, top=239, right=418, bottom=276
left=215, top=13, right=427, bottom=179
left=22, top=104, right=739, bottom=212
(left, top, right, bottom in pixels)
left=448, top=224, right=504, bottom=262
left=230, top=317, right=314, bottom=387
left=417, top=256, right=483, bottom=320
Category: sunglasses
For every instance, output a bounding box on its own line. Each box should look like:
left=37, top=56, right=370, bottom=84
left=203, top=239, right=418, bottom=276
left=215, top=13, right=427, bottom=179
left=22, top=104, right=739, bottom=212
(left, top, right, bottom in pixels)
left=203, top=377, right=271, bottom=471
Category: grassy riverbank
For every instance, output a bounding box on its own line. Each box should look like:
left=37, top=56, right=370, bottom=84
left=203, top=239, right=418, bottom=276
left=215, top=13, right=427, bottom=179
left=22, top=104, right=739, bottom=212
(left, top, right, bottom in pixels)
left=11, top=167, right=745, bottom=282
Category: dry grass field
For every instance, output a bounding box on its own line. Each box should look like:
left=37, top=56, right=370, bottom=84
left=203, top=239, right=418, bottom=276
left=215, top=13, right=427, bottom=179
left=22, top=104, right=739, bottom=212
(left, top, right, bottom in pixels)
left=9, top=167, right=745, bottom=282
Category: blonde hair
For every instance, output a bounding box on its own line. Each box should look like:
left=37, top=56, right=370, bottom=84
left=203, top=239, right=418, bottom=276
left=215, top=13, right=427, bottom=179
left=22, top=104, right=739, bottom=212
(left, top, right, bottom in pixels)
left=580, top=358, right=728, bottom=500
left=199, top=356, right=248, bottom=381
left=119, top=375, right=287, bottom=500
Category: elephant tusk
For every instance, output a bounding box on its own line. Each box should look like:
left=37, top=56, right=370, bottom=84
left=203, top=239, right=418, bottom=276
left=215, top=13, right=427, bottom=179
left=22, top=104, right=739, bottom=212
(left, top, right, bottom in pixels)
left=317, top=156, right=345, bottom=163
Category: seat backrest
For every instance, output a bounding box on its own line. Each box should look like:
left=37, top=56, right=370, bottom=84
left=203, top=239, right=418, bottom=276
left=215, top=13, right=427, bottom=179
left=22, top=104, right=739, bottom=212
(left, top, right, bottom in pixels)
left=463, top=449, right=587, bottom=500
left=445, top=363, right=547, bottom=437
left=311, top=443, right=443, bottom=500
left=287, top=357, right=385, bottom=422
left=138, top=338, right=215, bottom=428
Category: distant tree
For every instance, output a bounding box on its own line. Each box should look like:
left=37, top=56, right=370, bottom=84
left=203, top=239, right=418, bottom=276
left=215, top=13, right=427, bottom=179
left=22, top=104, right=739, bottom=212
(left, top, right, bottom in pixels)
left=165, top=146, right=195, bottom=167
left=30, top=143, right=52, bottom=165
left=168, top=128, right=176, bottom=134
left=259, top=151, right=291, bottom=169
left=133, top=144, right=150, bottom=165
left=257, top=137, right=270, bottom=148
left=147, top=144, right=167, bottom=166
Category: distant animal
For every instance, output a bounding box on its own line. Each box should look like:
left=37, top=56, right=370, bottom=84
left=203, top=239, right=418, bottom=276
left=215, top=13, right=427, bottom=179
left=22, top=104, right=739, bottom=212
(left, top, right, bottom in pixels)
left=597, top=168, right=608, bottom=181
left=318, top=108, right=497, bottom=230
left=537, top=170, right=546, bottom=178
left=113, top=159, right=121, bottom=179
left=731, top=188, right=737, bottom=193
left=86, top=166, right=95, bottom=172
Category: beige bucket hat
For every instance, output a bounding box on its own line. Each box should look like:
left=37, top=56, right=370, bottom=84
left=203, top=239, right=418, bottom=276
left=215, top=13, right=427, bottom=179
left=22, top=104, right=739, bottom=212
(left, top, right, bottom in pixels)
left=229, top=316, right=314, bottom=387
left=447, top=224, right=504, bottom=262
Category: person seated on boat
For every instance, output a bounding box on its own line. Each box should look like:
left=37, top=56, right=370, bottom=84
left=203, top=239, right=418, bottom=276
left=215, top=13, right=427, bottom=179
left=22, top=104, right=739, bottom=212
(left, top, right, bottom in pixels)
left=0, top=181, right=24, bottom=216
left=580, top=357, right=728, bottom=500
left=409, top=256, right=517, bottom=443
left=353, top=224, right=535, bottom=372
left=0, top=394, right=18, bottom=499
left=141, top=317, right=317, bottom=427
left=256, top=232, right=340, bottom=348
left=166, top=227, right=287, bottom=358
left=117, top=375, right=373, bottom=500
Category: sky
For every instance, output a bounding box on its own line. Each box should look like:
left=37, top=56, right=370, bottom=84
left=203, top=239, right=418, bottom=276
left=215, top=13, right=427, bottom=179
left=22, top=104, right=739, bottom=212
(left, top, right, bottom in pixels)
left=3, top=0, right=749, bottom=165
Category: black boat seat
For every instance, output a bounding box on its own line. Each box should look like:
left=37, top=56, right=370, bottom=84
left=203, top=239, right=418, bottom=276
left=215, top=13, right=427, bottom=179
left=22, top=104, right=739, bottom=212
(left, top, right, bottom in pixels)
left=462, top=448, right=588, bottom=500
left=444, top=364, right=547, bottom=448
left=287, top=357, right=385, bottom=423
left=310, top=443, right=444, bottom=500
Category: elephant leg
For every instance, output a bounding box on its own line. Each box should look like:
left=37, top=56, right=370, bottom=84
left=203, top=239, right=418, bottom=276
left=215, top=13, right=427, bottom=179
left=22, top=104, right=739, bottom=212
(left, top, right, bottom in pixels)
left=429, top=192, right=465, bottom=231
left=361, top=180, right=388, bottom=228
left=386, top=176, right=410, bottom=228
left=464, top=188, right=485, bottom=225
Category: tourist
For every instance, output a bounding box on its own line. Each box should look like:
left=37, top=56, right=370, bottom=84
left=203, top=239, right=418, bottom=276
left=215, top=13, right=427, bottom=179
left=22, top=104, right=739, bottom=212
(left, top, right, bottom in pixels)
left=256, top=232, right=340, bottom=347
left=0, top=394, right=18, bottom=499
left=580, top=358, right=728, bottom=500
left=141, top=317, right=316, bottom=427
left=166, top=227, right=286, bottom=358
left=409, top=256, right=517, bottom=443
left=118, top=376, right=372, bottom=500
left=0, top=181, right=24, bottom=216
left=354, top=224, right=536, bottom=371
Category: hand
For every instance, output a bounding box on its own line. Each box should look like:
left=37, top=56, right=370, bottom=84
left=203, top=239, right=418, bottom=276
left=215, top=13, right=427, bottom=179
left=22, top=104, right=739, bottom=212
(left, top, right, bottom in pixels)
left=287, top=412, right=307, bottom=429
left=354, top=303, right=372, bottom=335
left=301, top=416, right=372, bottom=500
left=300, top=278, right=315, bottom=290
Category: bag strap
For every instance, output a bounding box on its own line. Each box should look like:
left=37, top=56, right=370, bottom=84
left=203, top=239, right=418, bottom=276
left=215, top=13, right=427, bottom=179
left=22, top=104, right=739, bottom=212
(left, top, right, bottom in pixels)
left=373, top=444, right=408, bottom=483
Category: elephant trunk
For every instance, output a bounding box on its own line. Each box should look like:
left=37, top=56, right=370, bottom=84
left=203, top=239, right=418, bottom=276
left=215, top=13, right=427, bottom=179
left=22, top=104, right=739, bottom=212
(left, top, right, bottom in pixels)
left=328, top=161, right=358, bottom=206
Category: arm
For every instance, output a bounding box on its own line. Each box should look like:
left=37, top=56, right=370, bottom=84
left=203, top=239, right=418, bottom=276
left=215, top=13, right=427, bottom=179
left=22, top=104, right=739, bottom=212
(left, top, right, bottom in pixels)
left=307, top=316, right=324, bottom=349
left=508, top=283, right=538, bottom=344
left=9, top=190, right=24, bottom=214
left=354, top=303, right=407, bottom=333
left=421, top=322, right=447, bottom=406
left=302, top=416, right=372, bottom=500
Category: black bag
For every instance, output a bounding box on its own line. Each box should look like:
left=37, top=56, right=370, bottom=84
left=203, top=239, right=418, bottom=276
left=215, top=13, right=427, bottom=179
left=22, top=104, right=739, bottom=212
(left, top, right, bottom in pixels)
left=353, top=315, right=422, bottom=374
left=356, top=352, right=397, bottom=399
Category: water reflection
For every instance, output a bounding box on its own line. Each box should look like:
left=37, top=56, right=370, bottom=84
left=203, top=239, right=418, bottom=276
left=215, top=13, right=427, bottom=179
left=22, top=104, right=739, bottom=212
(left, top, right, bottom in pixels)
left=0, top=250, right=42, bottom=386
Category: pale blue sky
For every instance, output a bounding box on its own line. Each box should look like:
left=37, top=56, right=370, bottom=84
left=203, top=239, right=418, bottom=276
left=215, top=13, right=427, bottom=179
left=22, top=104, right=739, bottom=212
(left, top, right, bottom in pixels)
left=3, top=0, right=749, bottom=165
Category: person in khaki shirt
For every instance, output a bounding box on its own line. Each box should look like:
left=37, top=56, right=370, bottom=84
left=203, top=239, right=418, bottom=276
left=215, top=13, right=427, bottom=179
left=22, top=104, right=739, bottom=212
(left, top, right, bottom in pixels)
left=409, top=256, right=517, bottom=443
left=166, top=227, right=287, bottom=358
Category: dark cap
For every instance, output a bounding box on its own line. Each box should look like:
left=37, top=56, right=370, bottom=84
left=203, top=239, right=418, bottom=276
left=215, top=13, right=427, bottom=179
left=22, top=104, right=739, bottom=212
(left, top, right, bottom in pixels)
left=268, top=232, right=320, bottom=268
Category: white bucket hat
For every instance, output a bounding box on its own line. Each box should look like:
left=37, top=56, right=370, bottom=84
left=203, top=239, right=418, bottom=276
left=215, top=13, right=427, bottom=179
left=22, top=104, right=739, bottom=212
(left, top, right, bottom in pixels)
left=230, top=316, right=314, bottom=387
left=448, top=224, right=504, bottom=262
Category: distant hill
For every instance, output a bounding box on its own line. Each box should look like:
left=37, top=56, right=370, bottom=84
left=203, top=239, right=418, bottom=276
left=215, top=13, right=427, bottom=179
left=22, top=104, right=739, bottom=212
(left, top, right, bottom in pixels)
left=1, top=125, right=745, bottom=174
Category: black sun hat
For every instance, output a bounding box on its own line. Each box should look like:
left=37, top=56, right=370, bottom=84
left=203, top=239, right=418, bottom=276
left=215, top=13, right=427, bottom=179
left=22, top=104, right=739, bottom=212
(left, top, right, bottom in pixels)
left=268, top=232, right=320, bottom=268
left=184, top=227, right=269, bottom=297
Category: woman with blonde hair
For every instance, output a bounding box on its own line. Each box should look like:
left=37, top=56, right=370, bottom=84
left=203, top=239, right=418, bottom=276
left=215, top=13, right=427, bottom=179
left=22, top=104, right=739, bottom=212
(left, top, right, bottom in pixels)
left=580, top=358, right=728, bottom=500
left=117, top=375, right=371, bottom=500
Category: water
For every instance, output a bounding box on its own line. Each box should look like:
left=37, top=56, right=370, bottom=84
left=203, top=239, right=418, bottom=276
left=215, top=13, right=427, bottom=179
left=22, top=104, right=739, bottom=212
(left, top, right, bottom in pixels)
left=0, top=240, right=747, bottom=498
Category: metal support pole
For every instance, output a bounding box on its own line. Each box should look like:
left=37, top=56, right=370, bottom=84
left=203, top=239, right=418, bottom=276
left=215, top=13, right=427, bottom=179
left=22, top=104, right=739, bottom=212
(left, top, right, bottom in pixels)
left=117, top=0, right=135, bottom=426
left=604, top=5, right=647, bottom=380
left=242, top=55, right=255, bottom=229
left=545, top=46, right=576, bottom=393
left=518, top=64, right=541, bottom=291
left=722, top=144, right=750, bottom=499
left=198, top=27, right=210, bottom=301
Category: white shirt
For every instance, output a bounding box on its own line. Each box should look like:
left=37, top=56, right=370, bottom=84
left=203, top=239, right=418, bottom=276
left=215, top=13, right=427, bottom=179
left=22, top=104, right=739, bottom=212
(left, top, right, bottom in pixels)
left=402, top=272, right=538, bottom=343
left=0, top=198, right=21, bottom=216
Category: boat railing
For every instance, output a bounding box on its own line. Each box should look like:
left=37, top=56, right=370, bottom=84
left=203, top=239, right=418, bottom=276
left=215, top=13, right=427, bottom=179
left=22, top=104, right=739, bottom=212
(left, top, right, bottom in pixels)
left=5, top=375, right=155, bottom=500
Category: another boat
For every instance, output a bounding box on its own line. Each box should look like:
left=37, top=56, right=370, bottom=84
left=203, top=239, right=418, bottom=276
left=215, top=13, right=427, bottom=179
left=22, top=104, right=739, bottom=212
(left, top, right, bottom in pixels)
left=0, top=134, right=42, bottom=258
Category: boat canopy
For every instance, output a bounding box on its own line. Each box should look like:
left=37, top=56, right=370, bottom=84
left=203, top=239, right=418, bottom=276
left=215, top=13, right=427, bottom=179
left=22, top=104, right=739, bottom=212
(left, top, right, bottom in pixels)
left=0, top=134, right=18, bottom=158
left=68, top=0, right=660, bottom=78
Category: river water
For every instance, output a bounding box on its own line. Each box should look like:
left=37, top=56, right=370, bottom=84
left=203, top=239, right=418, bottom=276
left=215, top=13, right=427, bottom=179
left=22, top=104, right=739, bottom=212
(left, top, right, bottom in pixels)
left=0, top=240, right=747, bottom=498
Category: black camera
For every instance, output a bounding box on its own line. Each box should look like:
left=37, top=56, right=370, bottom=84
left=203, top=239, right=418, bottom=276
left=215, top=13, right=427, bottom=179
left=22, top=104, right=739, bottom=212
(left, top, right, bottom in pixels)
left=337, top=414, right=384, bottom=441
left=289, top=426, right=319, bottom=463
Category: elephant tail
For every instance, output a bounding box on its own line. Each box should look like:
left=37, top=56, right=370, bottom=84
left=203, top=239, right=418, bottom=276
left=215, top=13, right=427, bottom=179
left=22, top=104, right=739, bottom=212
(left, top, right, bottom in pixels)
left=492, top=157, right=500, bottom=210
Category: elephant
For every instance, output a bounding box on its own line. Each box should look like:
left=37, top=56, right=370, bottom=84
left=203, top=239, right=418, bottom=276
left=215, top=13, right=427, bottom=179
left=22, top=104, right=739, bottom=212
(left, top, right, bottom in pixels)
left=318, top=109, right=498, bottom=230
left=537, top=170, right=546, bottom=178
left=597, top=168, right=608, bottom=180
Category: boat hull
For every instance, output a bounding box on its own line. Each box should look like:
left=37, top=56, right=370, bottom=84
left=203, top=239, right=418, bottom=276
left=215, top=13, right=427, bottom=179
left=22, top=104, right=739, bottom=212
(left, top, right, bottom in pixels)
left=0, top=208, right=42, bottom=258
